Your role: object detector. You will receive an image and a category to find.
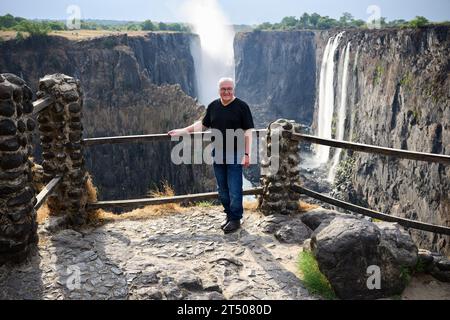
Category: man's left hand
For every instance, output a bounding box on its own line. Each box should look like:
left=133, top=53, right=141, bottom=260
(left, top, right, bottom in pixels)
left=243, top=154, right=250, bottom=168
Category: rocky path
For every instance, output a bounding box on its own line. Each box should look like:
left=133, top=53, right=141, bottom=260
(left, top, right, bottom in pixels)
left=0, top=207, right=315, bottom=300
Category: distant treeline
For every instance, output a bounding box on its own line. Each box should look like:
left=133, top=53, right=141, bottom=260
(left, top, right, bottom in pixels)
left=0, top=14, right=191, bottom=37
left=1, top=12, right=448, bottom=39
left=254, top=13, right=447, bottom=30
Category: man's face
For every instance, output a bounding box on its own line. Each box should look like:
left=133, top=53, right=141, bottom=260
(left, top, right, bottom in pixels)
left=219, top=81, right=234, bottom=103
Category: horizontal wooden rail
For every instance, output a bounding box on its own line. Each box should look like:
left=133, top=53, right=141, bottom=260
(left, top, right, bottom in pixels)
left=87, top=187, right=263, bottom=209
left=292, top=184, right=450, bottom=235
left=82, top=129, right=268, bottom=146
left=32, top=96, right=54, bottom=115
left=292, top=133, right=450, bottom=165
left=34, top=176, right=62, bottom=211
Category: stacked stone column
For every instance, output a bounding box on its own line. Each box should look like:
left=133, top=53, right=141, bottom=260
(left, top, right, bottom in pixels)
left=0, top=73, right=37, bottom=264
left=37, top=74, right=88, bottom=226
left=259, top=119, right=304, bottom=215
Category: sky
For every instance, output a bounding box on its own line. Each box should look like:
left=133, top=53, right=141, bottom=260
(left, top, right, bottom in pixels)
left=1, top=0, right=449, bottom=24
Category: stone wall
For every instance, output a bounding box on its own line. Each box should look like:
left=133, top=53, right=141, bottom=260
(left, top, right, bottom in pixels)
left=0, top=73, right=37, bottom=264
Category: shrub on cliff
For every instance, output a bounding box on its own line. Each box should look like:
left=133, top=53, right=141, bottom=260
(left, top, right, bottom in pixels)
left=408, top=16, right=429, bottom=28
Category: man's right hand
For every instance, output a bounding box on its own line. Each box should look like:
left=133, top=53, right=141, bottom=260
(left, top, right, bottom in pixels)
left=168, top=128, right=187, bottom=136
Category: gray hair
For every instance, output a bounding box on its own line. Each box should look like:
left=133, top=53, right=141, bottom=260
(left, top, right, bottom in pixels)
left=217, top=77, right=235, bottom=88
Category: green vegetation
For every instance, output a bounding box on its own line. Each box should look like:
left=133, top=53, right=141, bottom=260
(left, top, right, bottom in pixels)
left=254, top=13, right=445, bottom=31
left=400, top=72, right=413, bottom=89
left=298, top=251, right=337, bottom=299
left=0, top=14, right=191, bottom=34
left=408, top=16, right=429, bottom=28
left=334, top=156, right=356, bottom=187
left=196, top=201, right=215, bottom=207
left=373, top=64, right=385, bottom=86
left=399, top=266, right=412, bottom=286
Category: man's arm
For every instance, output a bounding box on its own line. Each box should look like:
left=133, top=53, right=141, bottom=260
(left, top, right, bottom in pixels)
left=168, top=120, right=207, bottom=136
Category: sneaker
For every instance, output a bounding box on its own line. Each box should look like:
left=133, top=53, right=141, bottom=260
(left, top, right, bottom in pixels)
left=220, top=218, right=230, bottom=229
left=223, top=220, right=241, bottom=234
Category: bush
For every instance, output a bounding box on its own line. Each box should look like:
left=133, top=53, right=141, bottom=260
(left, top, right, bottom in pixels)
left=15, top=31, right=25, bottom=42
left=141, top=20, right=155, bottom=31
left=16, top=20, right=50, bottom=37
left=408, top=16, right=429, bottom=28
left=298, top=251, right=336, bottom=299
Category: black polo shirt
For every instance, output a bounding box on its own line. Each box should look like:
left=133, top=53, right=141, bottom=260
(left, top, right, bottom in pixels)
left=202, top=97, right=254, bottom=161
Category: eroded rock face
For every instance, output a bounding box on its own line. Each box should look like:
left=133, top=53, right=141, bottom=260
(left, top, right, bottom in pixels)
left=313, top=27, right=450, bottom=255
left=311, top=217, right=418, bottom=299
left=0, top=34, right=215, bottom=202
left=234, top=31, right=317, bottom=128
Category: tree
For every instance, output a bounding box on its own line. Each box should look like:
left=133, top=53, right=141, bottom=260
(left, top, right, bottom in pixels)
left=47, top=21, right=66, bottom=31
left=281, top=16, right=298, bottom=29
left=141, top=20, right=155, bottom=31
left=298, top=13, right=310, bottom=29
left=158, top=22, right=168, bottom=31
left=408, top=16, right=429, bottom=28
left=0, top=14, right=16, bottom=29
left=256, top=22, right=273, bottom=30
left=309, top=13, right=321, bottom=28
left=339, top=12, right=353, bottom=27
left=16, top=21, right=50, bottom=37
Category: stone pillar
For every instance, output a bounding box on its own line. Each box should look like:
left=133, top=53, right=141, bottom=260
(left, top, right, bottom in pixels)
left=37, top=74, right=88, bottom=227
left=0, top=73, right=37, bottom=264
left=259, top=119, right=304, bottom=215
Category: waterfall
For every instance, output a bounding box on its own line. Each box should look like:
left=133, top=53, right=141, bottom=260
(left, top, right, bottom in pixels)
left=182, top=0, right=235, bottom=105
left=315, top=32, right=345, bottom=164
left=328, top=42, right=351, bottom=182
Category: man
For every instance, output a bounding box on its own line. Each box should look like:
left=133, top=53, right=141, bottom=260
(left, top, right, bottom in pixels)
left=168, top=77, right=254, bottom=234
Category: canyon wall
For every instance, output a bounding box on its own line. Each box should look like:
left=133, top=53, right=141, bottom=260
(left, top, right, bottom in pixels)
left=0, top=33, right=215, bottom=202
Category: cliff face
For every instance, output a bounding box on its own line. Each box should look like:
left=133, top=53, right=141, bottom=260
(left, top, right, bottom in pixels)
left=234, top=31, right=317, bottom=127
left=316, top=27, right=449, bottom=255
left=0, top=34, right=215, bottom=202
left=235, top=28, right=449, bottom=255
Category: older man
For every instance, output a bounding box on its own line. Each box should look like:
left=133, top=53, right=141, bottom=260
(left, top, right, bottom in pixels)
left=168, top=77, right=254, bottom=233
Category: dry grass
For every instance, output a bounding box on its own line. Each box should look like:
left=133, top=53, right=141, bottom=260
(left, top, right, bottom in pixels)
left=86, top=180, right=186, bottom=226
left=36, top=203, right=50, bottom=224
left=0, top=30, right=180, bottom=41
left=299, top=201, right=319, bottom=212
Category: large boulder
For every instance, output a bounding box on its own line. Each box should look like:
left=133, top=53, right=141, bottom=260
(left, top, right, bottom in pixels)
left=311, top=217, right=418, bottom=299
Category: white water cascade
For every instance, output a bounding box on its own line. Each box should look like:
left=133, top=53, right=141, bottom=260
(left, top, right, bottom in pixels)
left=315, top=32, right=345, bottom=164
left=328, top=42, right=351, bottom=182
left=181, top=0, right=235, bottom=105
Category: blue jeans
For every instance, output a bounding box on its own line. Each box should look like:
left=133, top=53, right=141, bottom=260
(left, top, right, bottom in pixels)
left=213, top=161, right=243, bottom=222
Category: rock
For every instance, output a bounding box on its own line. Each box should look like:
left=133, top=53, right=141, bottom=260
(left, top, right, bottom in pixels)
left=0, top=119, right=17, bottom=136
left=176, top=272, right=203, bottom=291
left=206, top=291, right=225, bottom=300
left=436, top=258, right=450, bottom=272
left=209, top=254, right=243, bottom=267
left=274, top=220, right=312, bottom=244
left=0, top=100, right=15, bottom=117
left=259, top=215, right=289, bottom=234
left=311, top=217, right=418, bottom=299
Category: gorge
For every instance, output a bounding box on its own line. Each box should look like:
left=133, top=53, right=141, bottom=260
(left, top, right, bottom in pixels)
left=0, top=25, right=448, bottom=255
